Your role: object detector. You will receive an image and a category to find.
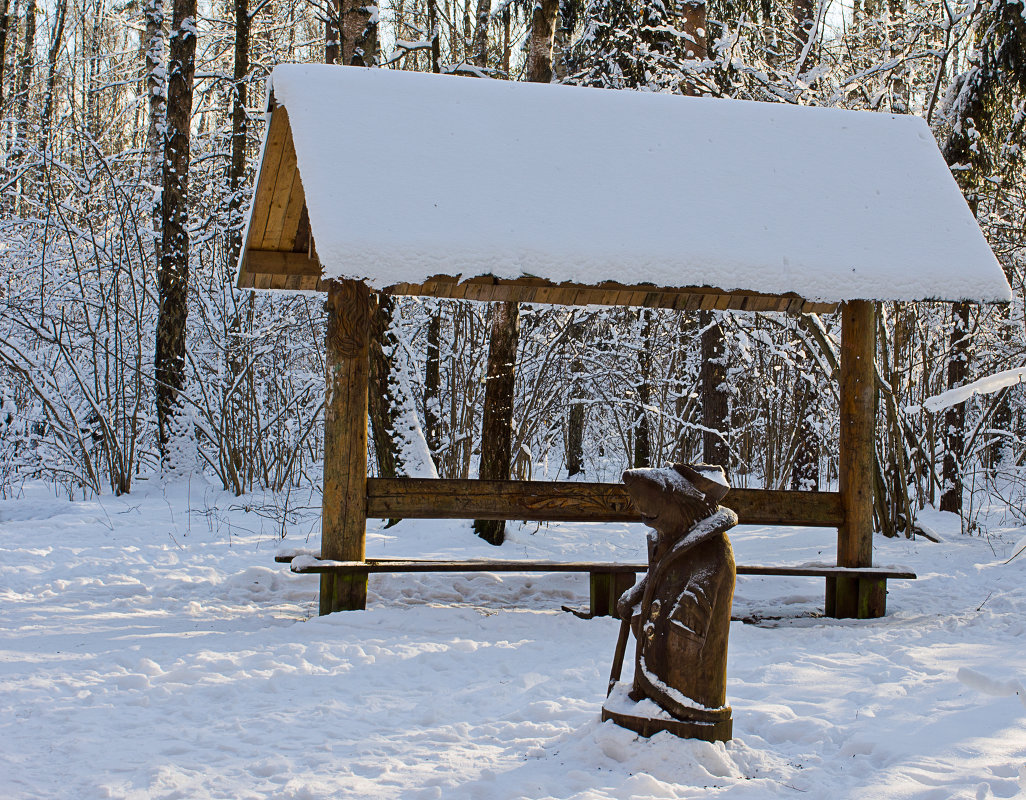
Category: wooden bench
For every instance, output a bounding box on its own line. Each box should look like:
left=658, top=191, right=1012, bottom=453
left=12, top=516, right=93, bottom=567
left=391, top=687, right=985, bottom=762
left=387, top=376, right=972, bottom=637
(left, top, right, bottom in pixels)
left=275, top=553, right=916, bottom=618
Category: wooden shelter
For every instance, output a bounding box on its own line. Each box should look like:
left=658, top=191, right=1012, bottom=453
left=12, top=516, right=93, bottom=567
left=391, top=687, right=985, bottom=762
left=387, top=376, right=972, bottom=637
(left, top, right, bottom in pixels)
left=239, top=64, right=1011, bottom=619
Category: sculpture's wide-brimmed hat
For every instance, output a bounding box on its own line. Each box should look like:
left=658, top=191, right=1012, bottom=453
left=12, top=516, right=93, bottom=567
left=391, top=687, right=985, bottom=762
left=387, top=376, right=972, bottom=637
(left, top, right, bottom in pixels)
left=674, top=464, right=730, bottom=504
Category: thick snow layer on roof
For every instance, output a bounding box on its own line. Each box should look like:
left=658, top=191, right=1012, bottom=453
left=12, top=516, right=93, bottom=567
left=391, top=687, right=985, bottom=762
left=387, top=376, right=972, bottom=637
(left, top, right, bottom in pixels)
left=267, top=64, right=1010, bottom=303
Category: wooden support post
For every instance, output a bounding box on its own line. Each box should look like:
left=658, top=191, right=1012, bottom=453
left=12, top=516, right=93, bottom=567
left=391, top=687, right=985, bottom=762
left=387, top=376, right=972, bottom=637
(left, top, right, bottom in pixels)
left=590, top=573, right=612, bottom=616
left=589, top=571, right=636, bottom=617
left=320, top=279, right=371, bottom=613
left=836, top=300, right=877, bottom=618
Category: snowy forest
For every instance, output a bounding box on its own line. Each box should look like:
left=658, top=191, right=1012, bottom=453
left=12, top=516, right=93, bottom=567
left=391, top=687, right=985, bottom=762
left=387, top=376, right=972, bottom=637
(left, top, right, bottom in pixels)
left=1, top=0, right=1026, bottom=536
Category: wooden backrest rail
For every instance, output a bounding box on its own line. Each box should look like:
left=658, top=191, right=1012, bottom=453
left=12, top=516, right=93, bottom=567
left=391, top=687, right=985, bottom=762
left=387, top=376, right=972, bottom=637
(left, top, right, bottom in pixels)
left=365, top=478, right=843, bottom=527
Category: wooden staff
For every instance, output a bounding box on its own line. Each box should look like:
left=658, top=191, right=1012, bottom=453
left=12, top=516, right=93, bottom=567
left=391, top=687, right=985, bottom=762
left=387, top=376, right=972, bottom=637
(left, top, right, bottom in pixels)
left=607, top=616, right=631, bottom=697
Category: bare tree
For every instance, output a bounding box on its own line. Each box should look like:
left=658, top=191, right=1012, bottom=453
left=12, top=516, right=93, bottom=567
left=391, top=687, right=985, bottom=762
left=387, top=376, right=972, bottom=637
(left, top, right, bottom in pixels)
left=474, top=1, right=559, bottom=545
left=155, top=0, right=198, bottom=463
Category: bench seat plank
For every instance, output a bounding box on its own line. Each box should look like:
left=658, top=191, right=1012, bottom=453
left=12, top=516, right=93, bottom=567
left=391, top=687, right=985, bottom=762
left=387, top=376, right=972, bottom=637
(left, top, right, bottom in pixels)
left=281, top=555, right=915, bottom=581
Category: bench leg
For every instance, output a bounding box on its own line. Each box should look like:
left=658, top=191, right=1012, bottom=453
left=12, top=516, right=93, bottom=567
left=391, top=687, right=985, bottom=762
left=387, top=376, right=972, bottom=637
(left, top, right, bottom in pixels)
left=858, top=577, right=886, bottom=618
left=320, top=571, right=367, bottom=615
left=590, top=572, right=636, bottom=618
left=826, top=576, right=886, bottom=619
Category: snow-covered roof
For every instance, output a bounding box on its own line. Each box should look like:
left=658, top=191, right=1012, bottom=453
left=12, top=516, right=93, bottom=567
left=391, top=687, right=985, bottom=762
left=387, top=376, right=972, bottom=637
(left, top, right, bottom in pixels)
left=237, top=63, right=1011, bottom=305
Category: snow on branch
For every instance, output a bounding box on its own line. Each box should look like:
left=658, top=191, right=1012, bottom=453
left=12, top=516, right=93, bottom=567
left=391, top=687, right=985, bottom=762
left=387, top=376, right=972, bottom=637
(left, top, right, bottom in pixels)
left=917, top=367, right=1026, bottom=413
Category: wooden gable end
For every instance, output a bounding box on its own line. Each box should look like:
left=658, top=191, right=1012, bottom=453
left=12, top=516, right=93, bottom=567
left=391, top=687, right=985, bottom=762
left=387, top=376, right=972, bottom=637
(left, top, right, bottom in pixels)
left=237, top=105, right=321, bottom=291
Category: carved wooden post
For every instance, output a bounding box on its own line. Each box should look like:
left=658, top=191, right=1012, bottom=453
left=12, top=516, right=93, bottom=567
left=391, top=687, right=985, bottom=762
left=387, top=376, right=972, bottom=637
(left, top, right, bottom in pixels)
left=835, top=300, right=882, bottom=618
left=321, top=279, right=371, bottom=613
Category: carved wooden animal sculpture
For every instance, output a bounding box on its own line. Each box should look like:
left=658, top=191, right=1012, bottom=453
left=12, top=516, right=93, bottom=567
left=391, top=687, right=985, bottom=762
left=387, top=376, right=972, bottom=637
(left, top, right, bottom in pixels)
left=604, top=463, right=738, bottom=742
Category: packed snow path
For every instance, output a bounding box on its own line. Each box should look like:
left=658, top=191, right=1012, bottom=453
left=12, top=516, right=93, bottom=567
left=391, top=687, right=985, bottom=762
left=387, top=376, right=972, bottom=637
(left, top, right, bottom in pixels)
left=2, top=481, right=1025, bottom=799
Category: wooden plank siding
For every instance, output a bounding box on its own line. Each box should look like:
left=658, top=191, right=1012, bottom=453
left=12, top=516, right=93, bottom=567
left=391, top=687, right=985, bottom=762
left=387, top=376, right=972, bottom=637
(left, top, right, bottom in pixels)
left=364, top=478, right=843, bottom=527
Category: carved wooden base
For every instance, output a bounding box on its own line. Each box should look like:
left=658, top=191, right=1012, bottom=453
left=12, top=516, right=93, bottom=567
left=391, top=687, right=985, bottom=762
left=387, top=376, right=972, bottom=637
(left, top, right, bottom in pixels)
left=602, top=685, right=732, bottom=743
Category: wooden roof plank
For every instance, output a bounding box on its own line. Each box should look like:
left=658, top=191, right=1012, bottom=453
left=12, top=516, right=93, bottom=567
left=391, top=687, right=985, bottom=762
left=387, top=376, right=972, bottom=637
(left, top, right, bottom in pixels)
left=244, top=106, right=289, bottom=253
left=279, top=177, right=308, bottom=252
left=259, top=131, right=300, bottom=250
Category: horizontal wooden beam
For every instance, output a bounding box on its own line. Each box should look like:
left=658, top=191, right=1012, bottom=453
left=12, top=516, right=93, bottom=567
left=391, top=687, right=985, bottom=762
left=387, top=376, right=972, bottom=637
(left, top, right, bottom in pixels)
left=365, top=478, right=844, bottom=527
left=238, top=249, right=323, bottom=291
left=386, top=276, right=837, bottom=314
left=236, top=254, right=837, bottom=314
left=285, top=557, right=915, bottom=580
left=244, top=249, right=320, bottom=277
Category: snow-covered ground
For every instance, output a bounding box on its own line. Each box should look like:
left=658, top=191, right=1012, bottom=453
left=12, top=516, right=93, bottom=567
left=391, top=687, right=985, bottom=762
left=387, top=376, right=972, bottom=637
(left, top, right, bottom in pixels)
left=2, top=479, right=1025, bottom=799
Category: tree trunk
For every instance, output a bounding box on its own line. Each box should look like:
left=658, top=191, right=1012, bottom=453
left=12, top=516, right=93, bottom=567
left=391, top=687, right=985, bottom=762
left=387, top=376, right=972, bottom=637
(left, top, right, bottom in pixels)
left=552, top=0, right=572, bottom=80
left=474, top=301, right=520, bottom=545
left=500, top=6, right=510, bottom=76
left=470, top=0, right=489, bottom=67
left=566, top=314, right=585, bottom=478
left=368, top=293, right=402, bottom=481
left=15, top=0, right=34, bottom=114
left=988, top=303, right=1013, bottom=473
left=634, top=309, right=652, bottom=468
left=325, top=2, right=339, bottom=64
left=792, top=0, right=816, bottom=78
left=427, top=0, right=441, bottom=72
left=227, top=0, right=250, bottom=268
left=12, top=0, right=36, bottom=208
left=940, top=301, right=969, bottom=514
left=424, top=305, right=442, bottom=455
left=221, top=0, right=251, bottom=492
left=144, top=0, right=165, bottom=267
left=526, top=0, right=559, bottom=83
left=85, top=11, right=100, bottom=139
left=155, top=0, right=197, bottom=463
left=790, top=375, right=819, bottom=490
left=341, top=0, right=377, bottom=66
left=0, top=0, right=11, bottom=111
left=35, top=0, right=65, bottom=197
left=472, top=10, right=557, bottom=542
left=700, top=310, right=729, bottom=473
